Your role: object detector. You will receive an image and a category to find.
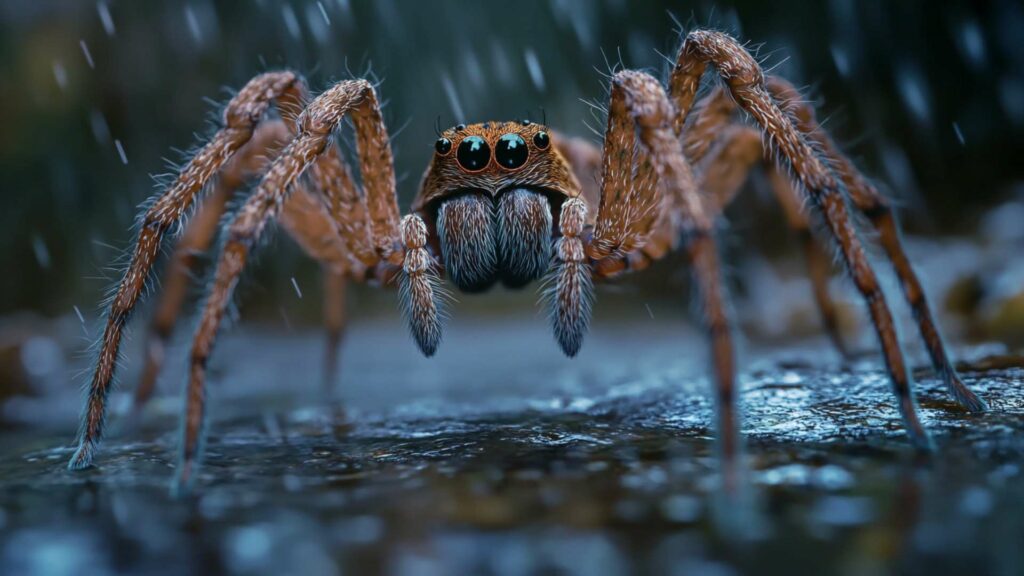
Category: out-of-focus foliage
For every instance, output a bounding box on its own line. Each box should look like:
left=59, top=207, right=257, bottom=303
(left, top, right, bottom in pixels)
left=2, top=0, right=1022, bottom=318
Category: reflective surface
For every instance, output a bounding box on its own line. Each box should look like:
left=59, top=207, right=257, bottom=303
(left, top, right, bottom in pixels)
left=2, top=317, right=1022, bottom=576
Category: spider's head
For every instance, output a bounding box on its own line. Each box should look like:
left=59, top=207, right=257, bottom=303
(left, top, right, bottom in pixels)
left=412, top=121, right=582, bottom=293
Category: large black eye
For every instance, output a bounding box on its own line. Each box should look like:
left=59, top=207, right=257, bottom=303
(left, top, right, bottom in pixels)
left=533, top=131, right=550, bottom=149
left=435, top=137, right=452, bottom=155
left=456, top=136, right=491, bottom=172
left=494, top=133, right=529, bottom=170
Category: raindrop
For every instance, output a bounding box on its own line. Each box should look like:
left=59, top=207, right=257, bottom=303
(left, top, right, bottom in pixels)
left=114, top=139, right=128, bottom=165
left=441, top=72, right=465, bottom=123
left=282, top=4, right=301, bottom=40
left=185, top=5, right=202, bottom=43
left=80, top=40, right=95, bottom=69
left=291, top=277, right=303, bottom=299
left=97, top=1, right=115, bottom=36
left=894, top=62, right=931, bottom=125
left=551, top=0, right=595, bottom=50
left=89, top=109, right=110, bottom=144
left=524, top=48, right=546, bottom=92
left=879, top=140, right=920, bottom=201
left=462, top=48, right=485, bottom=90
left=830, top=43, right=850, bottom=78
left=999, top=76, right=1024, bottom=125
left=32, top=234, right=51, bottom=269
left=490, top=41, right=514, bottom=87
left=316, top=1, right=331, bottom=25
left=304, top=3, right=328, bottom=44
left=52, top=61, right=68, bottom=91
left=956, top=19, right=987, bottom=71
left=952, top=122, right=965, bottom=146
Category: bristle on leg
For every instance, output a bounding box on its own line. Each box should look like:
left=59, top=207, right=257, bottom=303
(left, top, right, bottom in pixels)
left=400, top=215, right=444, bottom=356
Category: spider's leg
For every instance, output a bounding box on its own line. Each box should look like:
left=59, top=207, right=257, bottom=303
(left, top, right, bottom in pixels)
left=765, top=166, right=851, bottom=359
left=276, top=183, right=354, bottom=391
left=134, top=186, right=231, bottom=413
left=69, top=72, right=306, bottom=471
left=582, top=71, right=741, bottom=485
left=299, top=83, right=438, bottom=355
left=134, top=120, right=293, bottom=414
left=697, top=122, right=852, bottom=358
left=767, top=77, right=986, bottom=412
left=311, top=143, right=376, bottom=267
left=174, top=79, right=405, bottom=492
left=670, top=29, right=932, bottom=449
left=584, top=75, right=668, bottom=282
left=683, top=86, right=740, bottom=165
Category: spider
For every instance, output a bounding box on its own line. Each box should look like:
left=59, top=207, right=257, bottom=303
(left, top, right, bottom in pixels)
left=69, top=29, right=986, bottom=492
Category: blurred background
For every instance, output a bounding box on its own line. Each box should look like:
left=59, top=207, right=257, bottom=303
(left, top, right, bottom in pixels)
left=2, top=0, right=1024, bottom=378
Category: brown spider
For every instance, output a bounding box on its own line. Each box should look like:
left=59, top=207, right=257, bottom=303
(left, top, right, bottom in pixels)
left=69, top=29, right=986, bottom=492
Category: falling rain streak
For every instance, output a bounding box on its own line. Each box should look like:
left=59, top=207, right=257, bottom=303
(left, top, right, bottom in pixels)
left=96, top=1, right=115, bottom=36
left=79, top=40, right=94, bottom=69
left=114, top=140, right=128, bottom=165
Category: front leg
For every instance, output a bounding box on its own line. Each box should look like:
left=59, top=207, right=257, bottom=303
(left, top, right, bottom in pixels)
left=552, top=70, right=742, bottom=486
left=174, top=79, right=395, bottom=493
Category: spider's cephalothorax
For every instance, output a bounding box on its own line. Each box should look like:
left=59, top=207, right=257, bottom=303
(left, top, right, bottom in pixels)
left=68, top=28, right=988, bottom=494
left=414, top=121, right=579, bottom=293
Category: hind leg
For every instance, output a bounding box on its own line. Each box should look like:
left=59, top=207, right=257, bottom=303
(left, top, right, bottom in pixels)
left=765, top=76, right=985, bottom=411
left=133, top=121, right=294, bottom=413
left=696, top=121, right=852, bottom=358
left=671, top=29, right=932, bottom=449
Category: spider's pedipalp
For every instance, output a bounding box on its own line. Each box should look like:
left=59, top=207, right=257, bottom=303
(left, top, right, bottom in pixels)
left=547, top=197, right=593, bottom=357
left=400, top=214, right=444, bottom=356
left=497, top=188, right=553, bottom=288
left=437, top=194, right=499, bottom=292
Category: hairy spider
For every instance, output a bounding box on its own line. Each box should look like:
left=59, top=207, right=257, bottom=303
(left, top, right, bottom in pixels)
left=69, top=29, right=986, bottom=492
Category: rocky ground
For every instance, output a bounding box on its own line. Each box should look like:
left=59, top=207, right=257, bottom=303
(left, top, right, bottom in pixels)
left=1, top=312, right=1022, bottom=575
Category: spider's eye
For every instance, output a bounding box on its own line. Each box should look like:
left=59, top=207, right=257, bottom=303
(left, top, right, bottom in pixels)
left=456, top=136, right=491, bottom=172
left=494, top=133, right=529, bottom=170
left=435, top=137, right=452, bottom=155
left=533, top=131, right=550, bottom=150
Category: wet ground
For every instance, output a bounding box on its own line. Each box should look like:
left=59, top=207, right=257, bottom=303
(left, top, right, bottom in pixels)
left=1, top=313, right=1023, bottom=576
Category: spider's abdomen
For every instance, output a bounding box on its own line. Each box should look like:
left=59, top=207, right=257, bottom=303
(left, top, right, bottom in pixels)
left=437, top=188, right=553, bottom=293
